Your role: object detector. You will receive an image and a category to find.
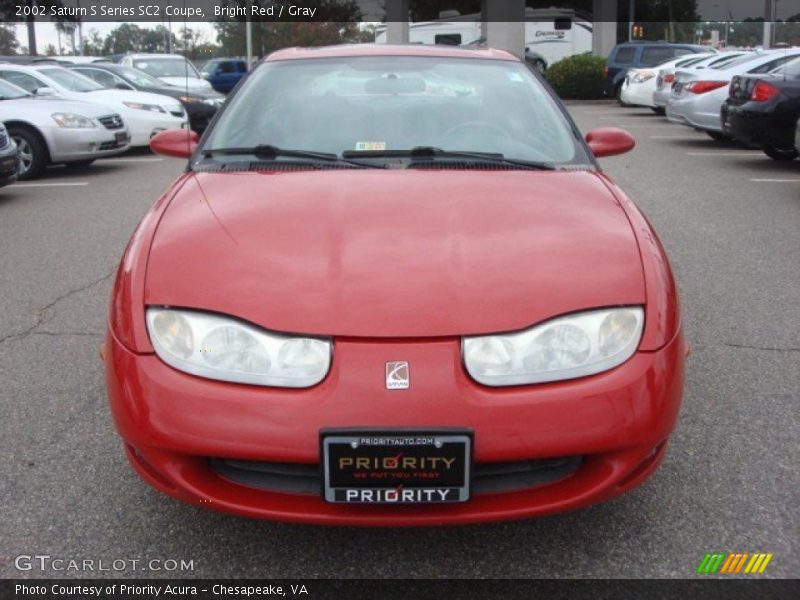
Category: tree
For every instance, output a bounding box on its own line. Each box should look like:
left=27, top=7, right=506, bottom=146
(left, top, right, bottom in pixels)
left=0, top=23, right=19, bottom=54
left=0, top=1, right=72, bottom=55
left=102, top=23, right=146, bottom=55
left=82, top=28, right=104, bottom=56
left=55, top=20, right=77, bottom=54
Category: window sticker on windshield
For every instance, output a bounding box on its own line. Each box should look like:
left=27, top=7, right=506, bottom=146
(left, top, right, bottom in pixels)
left=355, top=142, right=386, bottom=151
left=508, top=72, right=524, bottom=82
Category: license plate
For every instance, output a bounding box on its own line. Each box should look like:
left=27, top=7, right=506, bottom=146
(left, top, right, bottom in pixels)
left=321, top=430, right=472, bottom=504
left=115, top=132, right=128, bottom=144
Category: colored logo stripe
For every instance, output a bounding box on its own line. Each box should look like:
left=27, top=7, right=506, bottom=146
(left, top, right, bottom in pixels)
left=697, top=553, right=773, bottom=574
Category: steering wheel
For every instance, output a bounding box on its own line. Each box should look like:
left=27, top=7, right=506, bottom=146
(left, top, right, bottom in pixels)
left=440, top=121, right=511, bottom=141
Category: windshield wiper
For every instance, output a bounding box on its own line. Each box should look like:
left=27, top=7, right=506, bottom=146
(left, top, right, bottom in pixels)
left=201, top=144, right=381, bottom=168
left=342, top=146, right=556, bottom=170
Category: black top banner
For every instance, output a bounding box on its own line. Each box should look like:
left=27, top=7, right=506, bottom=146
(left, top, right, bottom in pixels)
left=2, top=0, right=798, bottom=23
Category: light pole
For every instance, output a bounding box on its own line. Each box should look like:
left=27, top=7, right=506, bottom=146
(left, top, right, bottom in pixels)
left=628, top=0, right=635, bottom=42
left=246, top=20, right=253, bottom=69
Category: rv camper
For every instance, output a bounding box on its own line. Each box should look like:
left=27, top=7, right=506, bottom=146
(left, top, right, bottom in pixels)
left=375, top=8, right=593, bottom=70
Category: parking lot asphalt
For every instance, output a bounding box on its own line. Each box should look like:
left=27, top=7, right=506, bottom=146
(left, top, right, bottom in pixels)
left=1, top=102, right=797, bottom=579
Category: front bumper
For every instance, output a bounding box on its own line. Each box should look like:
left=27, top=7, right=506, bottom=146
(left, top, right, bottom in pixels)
left=105, top=328, right=686, bottom=525
left=0, top=145, right=19, bottom=187
left=47, top=126, right=131, bottom=162
left=124, top=111, right=188, bottom=147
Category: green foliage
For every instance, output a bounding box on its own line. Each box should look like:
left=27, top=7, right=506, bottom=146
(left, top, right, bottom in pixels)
left=0, top=23, right=18, bottom=54
left=544, top=53, right=606, bottom=100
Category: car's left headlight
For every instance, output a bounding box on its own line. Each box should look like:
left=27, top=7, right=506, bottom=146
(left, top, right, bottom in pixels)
left=123, top=101, right=166, bottom=113
left=146, top=308, right=332, bottom=388
left=631, top=71, right=655, bottom=84
left=463, top=307, right=644, bottom=386
left=51, top=112, right=96, bottom=128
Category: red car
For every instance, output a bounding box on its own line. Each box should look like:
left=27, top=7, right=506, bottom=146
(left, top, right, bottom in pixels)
left=104, top=44, right=686, bottom=525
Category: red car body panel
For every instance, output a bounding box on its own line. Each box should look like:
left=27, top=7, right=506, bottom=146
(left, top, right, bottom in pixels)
left=144, top=171, right=645, bottom=339
left=105, top=44, right=686, bottom=524
left=105, top=325, right=683, bottom=525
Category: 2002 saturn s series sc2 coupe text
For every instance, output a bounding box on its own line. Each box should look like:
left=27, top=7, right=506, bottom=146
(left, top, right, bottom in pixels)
left=104, top=44, right=686, bottom=525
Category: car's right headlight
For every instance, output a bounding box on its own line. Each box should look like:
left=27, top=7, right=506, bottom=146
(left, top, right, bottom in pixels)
left=123, top=101, right=166, bottom=112
left=51, top=112, right=96, bottom=128
left=146, top=308, right=332, bottom=388
left=463, top=307, right=644, bottom=386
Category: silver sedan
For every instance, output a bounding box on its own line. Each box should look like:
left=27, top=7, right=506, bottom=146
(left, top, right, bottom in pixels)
left=0, top=77, right=130, bottom=179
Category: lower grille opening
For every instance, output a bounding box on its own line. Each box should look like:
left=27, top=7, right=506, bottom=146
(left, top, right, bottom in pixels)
left=209, top=456, right=583, bottom=497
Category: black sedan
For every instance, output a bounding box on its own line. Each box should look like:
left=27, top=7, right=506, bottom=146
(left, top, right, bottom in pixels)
left=722, top=57, right=800, bottom=161
left=67, top=63, right=224, bottom=134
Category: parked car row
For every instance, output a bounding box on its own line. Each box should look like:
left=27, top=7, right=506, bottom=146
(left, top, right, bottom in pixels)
left=66, top=63, right=224, bottom=133
left=0, top=51, right=249, bottom=180
left=0, top=77, right=135, bottom=180
left=44, top=53, right=250, bottom=95
left=618, top=46, right=800, bottom=161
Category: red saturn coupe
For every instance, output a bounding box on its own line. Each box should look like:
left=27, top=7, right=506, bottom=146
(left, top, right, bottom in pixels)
left=104, top=44, right=686, bottom=525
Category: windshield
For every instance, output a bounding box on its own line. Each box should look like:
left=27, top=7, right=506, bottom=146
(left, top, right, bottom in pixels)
left=0, top=78, right=31, bottom=99
left=203, top=56, right=584, bottom=167
left=133, top=58, right=201, bottom=79
left=199, top=61, right=217, bottom=75
left=38, top=67, right=104, bottom=92
left=116, top=66, right=166, bottom=87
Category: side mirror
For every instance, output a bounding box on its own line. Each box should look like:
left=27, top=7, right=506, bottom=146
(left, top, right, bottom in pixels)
left=34, top=86, right=56, bottom=97
left=115, top=82, right=132, bottom=90
left=585, top=127, right=636, bottom=158
left=150, top=128, right=199, bottom=159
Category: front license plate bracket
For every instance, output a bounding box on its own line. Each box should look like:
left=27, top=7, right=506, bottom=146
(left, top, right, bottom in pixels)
left=321, top=429, right=473, bottom=504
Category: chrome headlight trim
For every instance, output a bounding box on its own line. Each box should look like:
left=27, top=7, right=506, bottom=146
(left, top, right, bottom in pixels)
left=462, top=307, right=645, bottom=386
left=146, top=307, right=332, bottom=388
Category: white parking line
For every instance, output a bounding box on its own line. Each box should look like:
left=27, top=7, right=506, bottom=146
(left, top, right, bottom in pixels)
left=601, top=124, right=676, bottom=129
left=14, top=181, right=89, bottom=188
left=100, top=157, right=164, bottom=163
left=750, top=178, right=800, bottom=183
left=650, top=135, right=700, bottom=139
left=686, top=151, right=765, bottom=157
left=598, top=116, right=641, bottom=120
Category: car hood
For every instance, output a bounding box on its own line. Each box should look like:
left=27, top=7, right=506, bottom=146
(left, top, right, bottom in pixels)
left=0, top=96, right=124, bottom=119
left=84, top=89, right=183, bottom=109
left=157, top=76, right=212, bottom=90
left=146, top=170, right=645, bottom=338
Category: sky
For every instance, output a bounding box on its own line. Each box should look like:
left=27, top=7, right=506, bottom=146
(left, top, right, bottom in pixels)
left=10, top=0, right=799, bottom=55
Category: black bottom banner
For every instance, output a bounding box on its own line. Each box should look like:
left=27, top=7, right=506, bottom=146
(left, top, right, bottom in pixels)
left=1, top=579, right=798, bottom=600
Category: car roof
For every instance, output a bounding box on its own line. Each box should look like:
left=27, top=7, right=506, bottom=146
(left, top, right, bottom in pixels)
left=266, top=44, right=518, bottom=62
